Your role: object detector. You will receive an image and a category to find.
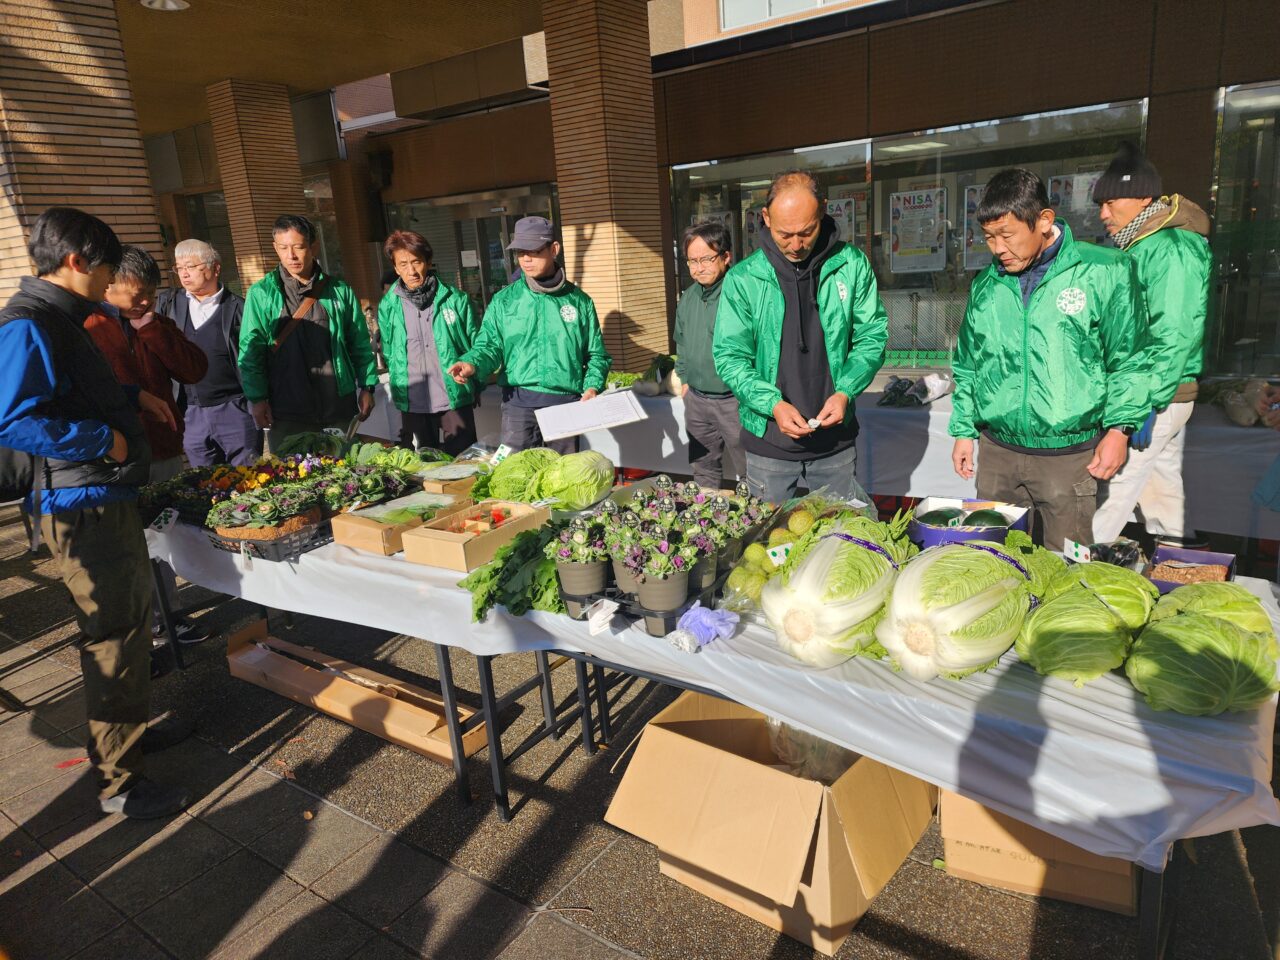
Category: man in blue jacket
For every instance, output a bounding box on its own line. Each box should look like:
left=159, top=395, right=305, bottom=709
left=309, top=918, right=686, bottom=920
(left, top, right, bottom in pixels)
left=0, top=209, right=192, bottom=820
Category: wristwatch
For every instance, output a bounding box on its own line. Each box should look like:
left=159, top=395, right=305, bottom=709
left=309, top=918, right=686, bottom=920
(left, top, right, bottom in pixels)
left=1107, top=424, right=1135, bottom=437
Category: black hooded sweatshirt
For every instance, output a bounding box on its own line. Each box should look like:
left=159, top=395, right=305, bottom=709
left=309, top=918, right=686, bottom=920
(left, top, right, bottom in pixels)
left=742, top=214, right=856, bottom=461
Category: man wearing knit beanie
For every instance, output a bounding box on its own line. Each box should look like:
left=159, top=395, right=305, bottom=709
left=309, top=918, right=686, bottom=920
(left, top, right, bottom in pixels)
left=1091, top=142, right=1212, bottom=546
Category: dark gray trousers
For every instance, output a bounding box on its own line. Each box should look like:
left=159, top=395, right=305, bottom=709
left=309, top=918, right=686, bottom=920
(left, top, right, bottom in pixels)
left=684, top=389, right=746, bottom=489
left=976, top=440, right=1098, bottom=550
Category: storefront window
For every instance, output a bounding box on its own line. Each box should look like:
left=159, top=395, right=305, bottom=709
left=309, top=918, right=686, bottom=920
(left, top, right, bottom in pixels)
left=720, top=0, right=839, bottom=31
left=303, top=174, right=344, bottom=279
left=670, top=100, right=1145, bottom=367
left=183, top=191, right=241, bottom=295
left=1210, top=82, right=1280, bottom=376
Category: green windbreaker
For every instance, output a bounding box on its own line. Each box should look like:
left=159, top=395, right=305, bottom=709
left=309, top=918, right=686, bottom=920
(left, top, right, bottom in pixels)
left=711, top=243, right=888, bottom=437
left=949, top=221, right=1151, bottom=448
left=238, top=268, right=377, bottom=405
left=377, top=279, right=480, bottom=411
left=1125, top=194, right=1211, bottom=409
left=461, top=278, right=611, bottom=395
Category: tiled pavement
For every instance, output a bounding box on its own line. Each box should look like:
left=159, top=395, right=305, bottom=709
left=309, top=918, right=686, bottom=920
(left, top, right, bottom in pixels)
left=0, top=504, right=1277, bottom=960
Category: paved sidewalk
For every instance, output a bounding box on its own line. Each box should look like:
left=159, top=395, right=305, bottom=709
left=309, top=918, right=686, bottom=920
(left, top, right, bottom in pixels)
left=0, top=503, right=1277, bottom=960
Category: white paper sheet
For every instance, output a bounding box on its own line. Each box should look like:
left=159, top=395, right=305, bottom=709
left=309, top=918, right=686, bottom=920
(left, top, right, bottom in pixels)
left=533, top=390, right=648, bottom=441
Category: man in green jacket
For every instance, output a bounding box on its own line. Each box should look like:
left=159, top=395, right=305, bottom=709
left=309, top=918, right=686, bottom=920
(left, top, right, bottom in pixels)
left=950, top=168, right=1150, bottom=549
left=713, top=170, right=887, bottom=502
left=675, top=219, right=744, bottom=488
left=448, top=216, right=611, bottom=454
left=238, top=214, right=378, bottom=451
left=1090, top=144, right=1211, bottom=545
left=378, top=229, right=480, bottom=455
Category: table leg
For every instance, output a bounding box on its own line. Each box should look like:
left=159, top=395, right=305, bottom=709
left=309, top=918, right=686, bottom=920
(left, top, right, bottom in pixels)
left=1136, top=858, right=1176, bottom=960
left=150, top=560, right=185, bottom=670
left=573, top=657, right=596, bottom=756
left=433, top=643, right=471, bottom=806
left=592, top=662, right=611, bottom=745
left=535, top=650, right=559, bottom=740
left=475, top=654, right=511, bottom=822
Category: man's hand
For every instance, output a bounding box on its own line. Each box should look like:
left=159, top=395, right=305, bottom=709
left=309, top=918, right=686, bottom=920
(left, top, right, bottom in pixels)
left=251, top=400, right=273, bottom=430
left=952, top=439, right=975, bottom=480
left=106, top=429, right=128, bottom=463
left=815, top=391, right=848, bottom=428
left=1088, top=429, right=1130, bottom=480
left=1258, top=385, right=1280, bottom=428
left=137, top=390, right=176, bottom=431
left=448, top=361, right=476, bottom=385
left=128, top=311, right=156, bottom=332
left=580, top=388, right=598, bottom=402
left=772, top=400, right=813, bottom=440
left=357, top=389, right=375, bottom=421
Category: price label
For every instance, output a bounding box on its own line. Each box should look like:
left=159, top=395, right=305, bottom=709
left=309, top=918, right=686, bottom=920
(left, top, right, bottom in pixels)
left=492, top=443, right=514, bottom=465
left=149, top=507, right=178, bottom=533
left=586, top=598, right=620, bottom=635
left=240, top=538, right=254, bottom=571
left=1063, top=539, right=1092, bottom=563
left=766, top=543, right=792, bottom=567
left=322, top=427, right=344, bottom=437
left=530, top=498, right=558, bottom=508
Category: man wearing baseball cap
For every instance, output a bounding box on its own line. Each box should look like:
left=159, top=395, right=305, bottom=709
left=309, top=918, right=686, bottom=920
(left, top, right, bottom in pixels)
left=449, top=216, right=611, bottom=453
left=1091, top=143, right=1212, bottom=546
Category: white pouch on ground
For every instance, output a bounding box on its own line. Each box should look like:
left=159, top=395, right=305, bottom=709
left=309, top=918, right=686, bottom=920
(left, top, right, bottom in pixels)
left=908, top=372, right=954, bottom=404
left=766, top=717, right=861, bottom=784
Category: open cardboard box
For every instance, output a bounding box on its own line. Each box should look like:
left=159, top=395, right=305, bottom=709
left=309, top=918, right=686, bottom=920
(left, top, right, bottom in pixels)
left=226, top=620, right=486, bottom=763
left=401, top=499, right=550, bottom=572
left=331, top=494, right=472, bottom=556
left=606, top=692, right=936, bottom=956
left=941, top=791, right=1138, bottom=916
left=416, top=461, right=485, bottom=496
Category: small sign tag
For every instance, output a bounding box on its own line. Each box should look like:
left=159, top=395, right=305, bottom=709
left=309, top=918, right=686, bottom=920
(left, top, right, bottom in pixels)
left=1063, top=539, right=1092, bottom=563
left=239, top=538, right=254, bottom=571
left=149, top=507, right=178, bottom=533
left=530, top=498, right=558, bottom=508
left=492, top=443, right=514, bottom=464
left=766, top=543, right=792, bottom=567
left=586, top=598, right=620, bottom=635
left=322, top=427, right=344, bottom=437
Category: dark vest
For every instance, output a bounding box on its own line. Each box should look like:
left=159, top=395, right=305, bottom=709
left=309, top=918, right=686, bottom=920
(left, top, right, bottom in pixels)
left=0, top=277, right=151, bottom=490
left=181, top=298, right=242, bottom=406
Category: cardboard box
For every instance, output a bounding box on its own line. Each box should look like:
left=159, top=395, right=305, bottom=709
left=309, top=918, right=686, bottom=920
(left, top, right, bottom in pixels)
left=1147, top=545, right=1237, bottom=594
left=908, top=497, right=1030, bottom=549
left=606, top=692, right=936, bottom=956
left=416, top=461, right=485, bottom=496
left=940, top=791, right=1138, bottom=916
left=226, top=621, right=487, bottom=763
left=331, top=495, right=471, bottom=555
left=401, top=499, right=551, bottom=572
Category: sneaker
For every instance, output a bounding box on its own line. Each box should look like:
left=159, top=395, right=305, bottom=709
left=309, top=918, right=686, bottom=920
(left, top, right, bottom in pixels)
left=152, top=618, right=211, bottom=646
left=100, top=778, right=191, bottom=819
left=141, top=716, right=195, bottom=754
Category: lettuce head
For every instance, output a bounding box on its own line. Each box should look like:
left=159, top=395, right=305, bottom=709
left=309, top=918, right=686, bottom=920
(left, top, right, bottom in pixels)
left=489, top=448, right=560, bottom=501
left=1015, top=586, right=1130, bottom=687
left=525, top=451, right=615, bottom=510
left=1046, top=562, right=1158, bottom=633
left=1151, top=582, right=1271, bottom=636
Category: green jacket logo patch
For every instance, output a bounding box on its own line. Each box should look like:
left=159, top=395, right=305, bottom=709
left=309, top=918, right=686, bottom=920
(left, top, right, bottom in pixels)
left=442, top=307, right=458, bottom=324
left=1056, top=287, right=1086, bottom=316
left=559, top=304, right=578, bottom=322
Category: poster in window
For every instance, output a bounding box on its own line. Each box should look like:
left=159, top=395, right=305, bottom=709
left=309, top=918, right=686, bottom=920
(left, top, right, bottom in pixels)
left=889, top=188, right=947, bottom=274
left=963, top=184, right=990, bottom=272
left=742, top=207, right=765, bottom=256
left=1048, top=172, right=1107, bottom=245
left=826, top=200, right=855, bottom=245
left=828, top=184, right=871, bottom=250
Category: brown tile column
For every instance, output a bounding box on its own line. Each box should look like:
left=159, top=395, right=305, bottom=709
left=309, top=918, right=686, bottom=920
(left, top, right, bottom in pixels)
left=206, top=79, right=305, bottom=287
left=543, top=0, right=669, bottom=372
left=0, top=0, right=166, bottom=301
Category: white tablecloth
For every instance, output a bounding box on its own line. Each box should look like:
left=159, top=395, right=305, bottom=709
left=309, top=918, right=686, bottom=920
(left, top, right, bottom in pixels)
left=148, top=523, right=1280, bottom=871
left=365, top=383, right=1280, bottom=540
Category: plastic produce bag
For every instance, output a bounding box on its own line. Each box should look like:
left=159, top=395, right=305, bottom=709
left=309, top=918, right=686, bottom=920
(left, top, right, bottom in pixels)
left=765, top=717, right=860, bottom=784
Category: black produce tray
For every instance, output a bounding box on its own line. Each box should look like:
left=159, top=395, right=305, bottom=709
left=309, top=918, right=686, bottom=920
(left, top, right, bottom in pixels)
left=560, top=567, right=731, bottom=638
left=206, top=522, right=333, bottom=563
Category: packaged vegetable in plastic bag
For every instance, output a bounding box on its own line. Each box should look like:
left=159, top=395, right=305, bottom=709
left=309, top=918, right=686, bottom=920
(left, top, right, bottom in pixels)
left=765, top=717, right=860, bottom=784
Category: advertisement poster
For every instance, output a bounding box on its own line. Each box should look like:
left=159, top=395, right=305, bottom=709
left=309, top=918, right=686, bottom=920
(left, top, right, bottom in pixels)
left=962, top=183, right=990, bottom=271
left=828, top=184, right=871, bottom=250
left=889, top=188, right=947, bottom=273
left=1048, top=172, right=1107, bottom=245
left=826, top=199, right=855, bottom=244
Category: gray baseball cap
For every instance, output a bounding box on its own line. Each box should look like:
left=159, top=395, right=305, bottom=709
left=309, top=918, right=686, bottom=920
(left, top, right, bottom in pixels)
left=505, top=216, right=557, bottom=252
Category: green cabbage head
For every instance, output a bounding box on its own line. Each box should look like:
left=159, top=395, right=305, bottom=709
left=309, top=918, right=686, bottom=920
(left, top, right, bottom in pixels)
left=1046, top=562, right=1158, bottom=633
left=489, top=448, right=560, bottom=501
left=1125, top=612, right=1279, bottom=716
left=1015, top=586, right=1130, bottom=687
left=525, top=451, right=615, bottom=510
left=1150, top=582, right=1271, bottom=635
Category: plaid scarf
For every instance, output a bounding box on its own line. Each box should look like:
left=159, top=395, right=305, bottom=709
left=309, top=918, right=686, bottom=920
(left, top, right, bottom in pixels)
left=1112, top=199, right=1168, bottom=250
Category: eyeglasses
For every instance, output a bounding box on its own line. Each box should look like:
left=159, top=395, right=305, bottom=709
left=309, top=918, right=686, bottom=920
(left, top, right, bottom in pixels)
left=685, top=254, right=725, bottom=268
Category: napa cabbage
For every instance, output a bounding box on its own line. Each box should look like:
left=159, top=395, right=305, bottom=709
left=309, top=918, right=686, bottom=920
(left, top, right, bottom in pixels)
left=489, top=448, right=560, bottom=501
left=524, top=451, right=615, bottom=510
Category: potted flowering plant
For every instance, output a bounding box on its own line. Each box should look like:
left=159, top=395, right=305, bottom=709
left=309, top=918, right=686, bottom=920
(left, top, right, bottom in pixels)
left=604, top=511, right=646, bottom=594
left=545, top=517, right=608, bottom=595
left=635, top=522, right=698, bottom=612
left=679, top=516, right=721, bottom=591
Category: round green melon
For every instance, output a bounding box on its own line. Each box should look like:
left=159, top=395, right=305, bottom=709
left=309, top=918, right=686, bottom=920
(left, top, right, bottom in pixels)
left=963, top=508, right=1010, bottom=528
left=915, top=508, right=965, bottom=527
